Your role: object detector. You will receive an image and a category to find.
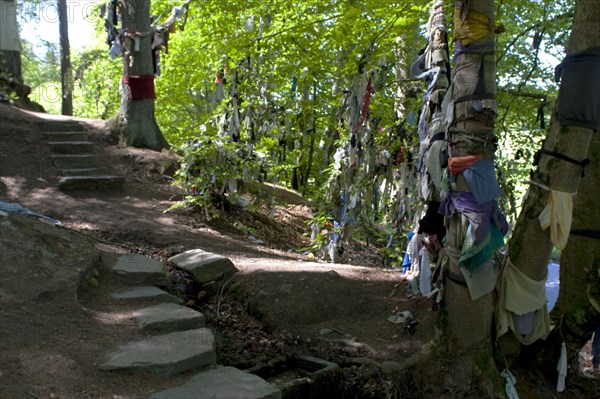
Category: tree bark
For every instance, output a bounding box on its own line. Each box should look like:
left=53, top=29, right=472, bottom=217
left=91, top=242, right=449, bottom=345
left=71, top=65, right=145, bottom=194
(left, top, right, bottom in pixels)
left=116, top=0, right=169, bottom=151
left=58, top=0, right=73, bottom=116
left=503, top=0, right=598, bottom=355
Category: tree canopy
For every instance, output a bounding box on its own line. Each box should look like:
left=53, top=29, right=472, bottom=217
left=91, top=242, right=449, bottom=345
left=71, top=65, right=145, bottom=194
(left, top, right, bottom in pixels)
left=18, top=0, right=574, bottom=259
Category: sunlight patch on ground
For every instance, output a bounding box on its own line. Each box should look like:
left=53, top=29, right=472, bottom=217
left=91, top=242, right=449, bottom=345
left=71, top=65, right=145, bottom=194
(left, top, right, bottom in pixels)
left=68, top=221, right=101, bottom=231
left=90, top=309, right=135, bottom=326
left=235, top=259, right=399, bottom=282
left=0, top=176, right=28, bottom=198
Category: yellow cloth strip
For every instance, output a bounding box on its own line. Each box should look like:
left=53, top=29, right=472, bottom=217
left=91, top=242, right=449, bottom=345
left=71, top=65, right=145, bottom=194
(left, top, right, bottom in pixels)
left=454, top=8, right=495, bottom=46
left=538, top=190, right=573, bottom=250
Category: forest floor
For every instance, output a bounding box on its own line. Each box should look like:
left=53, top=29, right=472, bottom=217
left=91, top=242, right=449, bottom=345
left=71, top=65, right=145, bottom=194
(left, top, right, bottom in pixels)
left=0, top=103, right=598, bottom=398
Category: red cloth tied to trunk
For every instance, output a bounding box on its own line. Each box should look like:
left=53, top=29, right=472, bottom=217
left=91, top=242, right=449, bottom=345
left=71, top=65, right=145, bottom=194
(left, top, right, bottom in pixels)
left=122, top=75, right=156, bottom=100
left=448, top=153, right=484, bottom=176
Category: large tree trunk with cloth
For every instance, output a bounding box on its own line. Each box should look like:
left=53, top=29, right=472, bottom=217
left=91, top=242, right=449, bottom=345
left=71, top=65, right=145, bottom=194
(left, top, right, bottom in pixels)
left=498, top=0, right=599, bottom=371
left=435, top=0, right=504, bottom=395
left=0, top=0, right=24, bottom=96
left=537, top=132, right=600, bottom=383
left=113, top=0, right=169, bottom=150
left=58, top=0, right=73, bottom=116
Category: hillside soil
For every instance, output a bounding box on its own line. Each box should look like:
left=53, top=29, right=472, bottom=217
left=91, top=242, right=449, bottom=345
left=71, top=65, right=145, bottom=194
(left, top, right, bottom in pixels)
left=0, top=103, right=597, bottom=398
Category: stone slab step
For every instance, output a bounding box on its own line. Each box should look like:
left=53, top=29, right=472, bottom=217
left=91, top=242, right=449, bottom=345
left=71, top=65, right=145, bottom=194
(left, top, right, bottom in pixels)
left=48, top=141, right=95, bottom=154
left=112, top=253, right=167, bottom=285
left=58, top=176, right=125, bottom=190
left=43, top=131, right=89, bottom=141
left=168, top=249, right=238, bottom=284
left=51, top=154, right=100, bottom=169
left=111, top=286, right=182, bottom=304
left=133, top=303, right=205, bottom=332
left=100, top=328, right=216, bottom=378
left=149, top=366, right=281, bottom=399
left=39, top=121, right=85, bottom=132
left=59, top=168, right=101, bottom=177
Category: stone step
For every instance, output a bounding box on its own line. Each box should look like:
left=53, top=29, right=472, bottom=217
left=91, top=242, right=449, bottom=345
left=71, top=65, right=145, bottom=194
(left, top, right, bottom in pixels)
left=132, top=303, right=205, bottom=333
left=39, top=121, right=85, bottom=132
left=169, top=249, right=238, bottom=284
left=51, top=154, right=100, bottom=169
left=43, top=131, right=89, bottom=141
left=149, top=366, right=281, bottom=399
left=111, top=286, right=182, bottom=304
left=99, top=328, right=216, bottom=378
left=48, top=141, right=95, bottom=154
left=59, top=168, right=101, bottom=177
left=58, top=176, right=125, bottom=190
left=112, top=253, right=167, bottom=285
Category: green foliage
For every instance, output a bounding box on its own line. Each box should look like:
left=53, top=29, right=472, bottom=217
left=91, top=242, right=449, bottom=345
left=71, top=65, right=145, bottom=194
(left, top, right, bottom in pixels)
left=303, top=211, right=334, bottom=256
left=18, top=0, right=574, bottom=256
left=20, top=39, right=63, bottom=112
left=72, top=48, right=121, bottom=119
left=150, top=0, right=426, bottom=246
left=171, top=133, right=265, bottom=218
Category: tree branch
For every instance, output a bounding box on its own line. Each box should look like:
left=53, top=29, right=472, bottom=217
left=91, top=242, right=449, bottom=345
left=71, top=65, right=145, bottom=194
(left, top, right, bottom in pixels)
left=497, top=11, right=574, bottom=64
left=254, top=14, right=341, bottom=43
left=499, top=87, right=551, bottom=101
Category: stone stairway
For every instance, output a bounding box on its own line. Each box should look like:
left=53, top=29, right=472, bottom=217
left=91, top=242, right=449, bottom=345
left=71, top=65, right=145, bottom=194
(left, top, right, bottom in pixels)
left=40, top=120, right=125, bottom=190
left=98, top=251, right=281, bottom=399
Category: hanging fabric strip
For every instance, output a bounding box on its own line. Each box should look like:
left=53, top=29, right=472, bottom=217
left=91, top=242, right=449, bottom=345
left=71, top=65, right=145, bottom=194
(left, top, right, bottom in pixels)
left=500, top=369, right=520, bottom=399
left=496, top=260, right=550, bottom=345
left=448, top=153, right=484, bottom=176
left=538, top=190, right=573, bottom=250
left=121, top=75, right=156, bottom=100
left=556, top=342, right=567, bottom=392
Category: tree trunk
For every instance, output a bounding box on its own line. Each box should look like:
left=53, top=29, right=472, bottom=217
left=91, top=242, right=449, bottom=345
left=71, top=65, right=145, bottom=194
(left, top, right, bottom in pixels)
left=58, top=0, right=73, bottom=116
left=501, top=0, right=598, bottom=361
left=0, top=0, right=21, bottom=81
left=115, top=0, right=168, bottom=151
left=538, top=132, right=600, bottom=381
left=434, top=0, right=503, bottom=395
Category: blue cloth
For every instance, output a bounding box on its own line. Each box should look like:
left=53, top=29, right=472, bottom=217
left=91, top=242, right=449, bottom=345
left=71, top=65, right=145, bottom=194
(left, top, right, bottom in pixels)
left=401, top=232, right=415, bottom=273
left=0, top=202, right=61, bottom=225
left=401, top=252, right=411, bottom=268
left=462, top=159, right=501, bottom=205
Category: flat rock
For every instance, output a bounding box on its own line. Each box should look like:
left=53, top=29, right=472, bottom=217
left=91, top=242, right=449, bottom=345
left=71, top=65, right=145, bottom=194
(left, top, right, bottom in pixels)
left=169, top=249, right=237, bottom=284
left=149, top=366, right=281, bottom=399
left=112, top=254, right=167, bottom=285
left=51, top=154, right=100, bottom=169
left=58, top=176, right=125, bottom=190
left=59, top=168, right=101, bottom=177
left=39, top=121, right=85, bottom=132
left=133, top=303, right=205, bottom=332
left=111, top=286, right=182, bottom=304
left=43, top=131, right=88, bottom=141
left=48, top=141, right=95, bottom=154
left=100, top=328, right=215, bottom=377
